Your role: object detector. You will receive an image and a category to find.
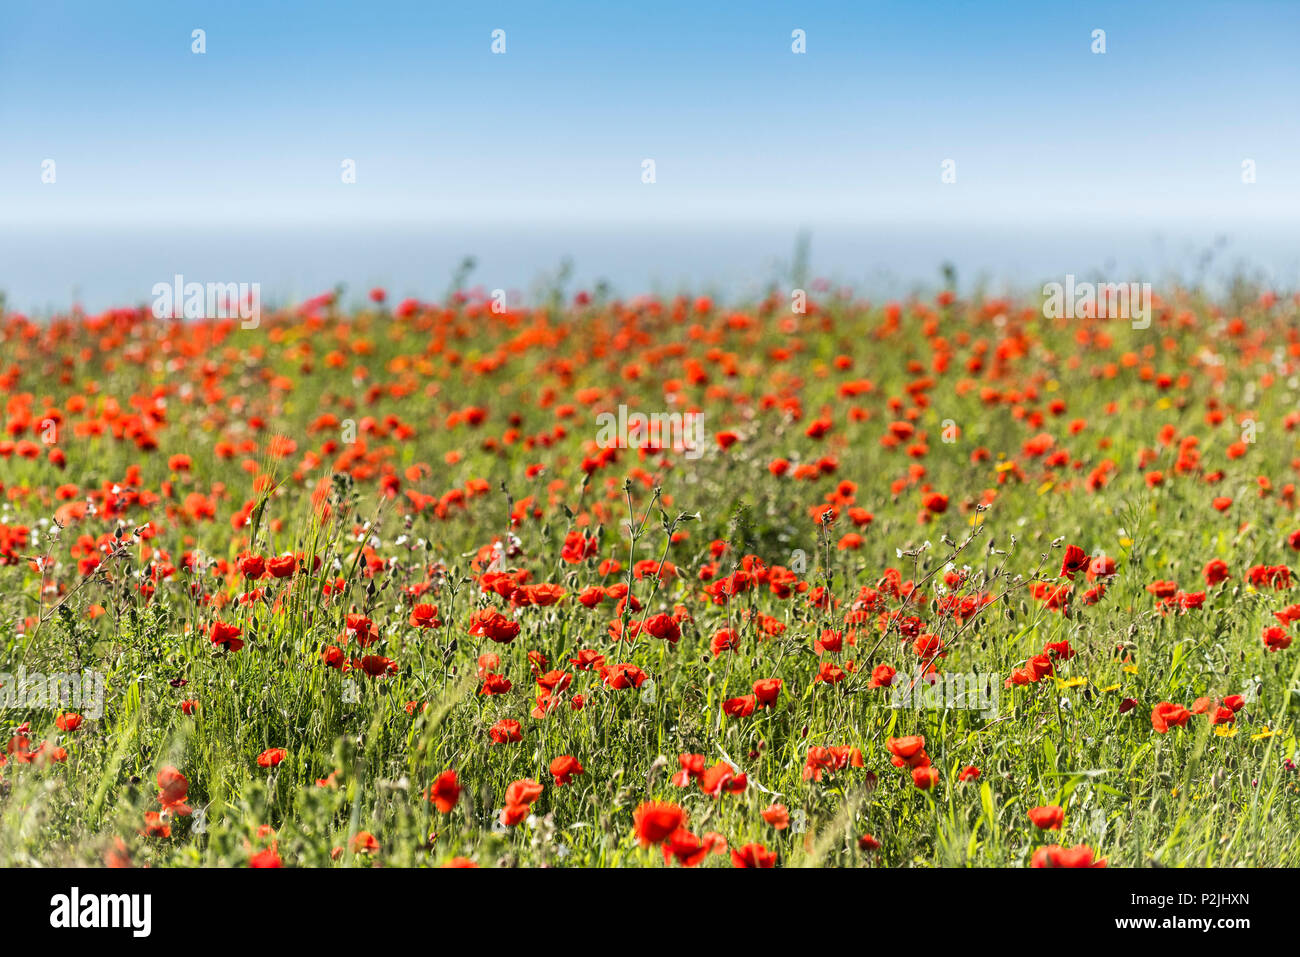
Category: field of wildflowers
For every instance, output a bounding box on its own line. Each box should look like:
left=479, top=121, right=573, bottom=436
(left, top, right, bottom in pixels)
left=3, top=282, right=1300, bottom=869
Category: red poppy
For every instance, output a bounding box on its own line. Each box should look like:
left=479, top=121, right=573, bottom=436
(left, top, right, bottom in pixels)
left=1150, top=702, right=1190, bottom=733
left=731, top=842, right=777, bottom=867
left=429, top=770, right=461, bottom=813
left=209, top=621, right=244, bottom=651
left=468, top=607, right=521, bottom=643
left=1059, top=544, right=1089, bottom=578
left=753, top=678, right=782, bottom=707
left=887, top=735, right=929, bottom=768
left=1263, top=626, right=1292, bottom=652
left=409, top=603, right=442, bottom=628
left=911, top=766, right=940, bottom=790
left=549, top=755, right=584, bottom=786
left=1031, top=844, right=1107, bottom=868
left=249, top=846, right=283, bottom=867
left=257, top=747, right=288, bottom=768
left=662, top=828, right=726, bottom=867
left=488, top=719, right=523, bottom=744
left=723, top=695, right=756, bottom=718
left=1028, top=805, right=1065, bottom=830
left=634, top=801, right=686, bottom=846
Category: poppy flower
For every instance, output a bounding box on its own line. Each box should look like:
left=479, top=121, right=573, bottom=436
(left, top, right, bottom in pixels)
left=257, top=747, right=288, bottom=768
left=802, top=745, right=864, bottom=781
left=731, top=842, right=777, bottom=868
left=662, top=828, right=726, bottom=867
left=248, top=846, right=283, bottom=867
left=723, top=695, right=757, bottom=718
left=1204, top=559, right=1231, bottom=586
left=140, top=812, right=171, bottom=838
left=753, top=678, right=782, bottom=707
left=409, top=603, right=442, bottom=628
left=699, top=761, right=747, bottom=798
left=1150, top=702, right=1190, bottom=733
left=267, top=555, right=296, bottom=578
left=710, top=628, right=740, bottom=655
left=359, top=654, right=397, bottom=677
left=921, top=492, right=948, bottom=514
left=468, top=607, right=521, bottom=644
left=761, top=804, right=790, bottom=829
left=642, top=612, right=681, bottom=644
left=351, top=831, right=379, bottom=854
left=569, top=649, right=605, bottom=671
left=480, top=672, right=512, bottom=695
left=1087, top=555, right=1117, bottom=580
left=1059, top=544, right=1089, bottom=578
left=887, top=735, right=928, bottom=768
left=505, top=778, right=544, bottom=806
left=209, top=621, right=244, bottom=651
left=911, top=766, right=940, bottom=789
left=549, top=755, right=584, bottom=786
left=157, top=766, right=191, bottom=816
left=601, top=663, right=648, bottom=689
left=1263, top=626, right=1292, bottom=652
left=488, top=719, right=523, bottom=744
left=814, top=629, right=843, bottom=654
left=1028, top=805, right=1065, bottom=829
left=634, top=801, right=686, bottom=846
left=672, top=754, right=707, bottom=787
left=489, top=802, right=523, bottom=829
left=428, top=770, right=460, bottom=813
left=1031, top=844, right=1107, bottom=868
left=814, top=661, right=847, bottom=684
left=869, top=664, right=896, bottom=688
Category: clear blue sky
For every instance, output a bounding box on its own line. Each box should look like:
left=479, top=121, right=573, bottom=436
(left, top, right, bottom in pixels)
left=2, top=0, right=1297, bottom=230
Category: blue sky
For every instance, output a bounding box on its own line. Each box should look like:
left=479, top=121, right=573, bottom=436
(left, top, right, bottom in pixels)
left=0, top=2, right=1297, bottom=310
left=2, top=0, right=1297, bottom=228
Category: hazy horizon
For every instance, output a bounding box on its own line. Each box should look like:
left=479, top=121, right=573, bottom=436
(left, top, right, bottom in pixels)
left=1, top=221, right=1296, bottom=315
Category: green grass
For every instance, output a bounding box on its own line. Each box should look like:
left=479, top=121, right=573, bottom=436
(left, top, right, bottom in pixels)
left=2, top=285, right=1299, bottom=867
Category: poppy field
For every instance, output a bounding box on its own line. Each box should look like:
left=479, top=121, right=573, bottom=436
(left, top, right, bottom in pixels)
left=3, top=283, right=1300, bottom=869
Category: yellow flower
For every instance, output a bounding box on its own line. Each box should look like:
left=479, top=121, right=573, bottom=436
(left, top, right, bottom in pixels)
left=1251, top=727, right=1278, bottom=741
left=1214, top=726, right=1238, bottom=738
